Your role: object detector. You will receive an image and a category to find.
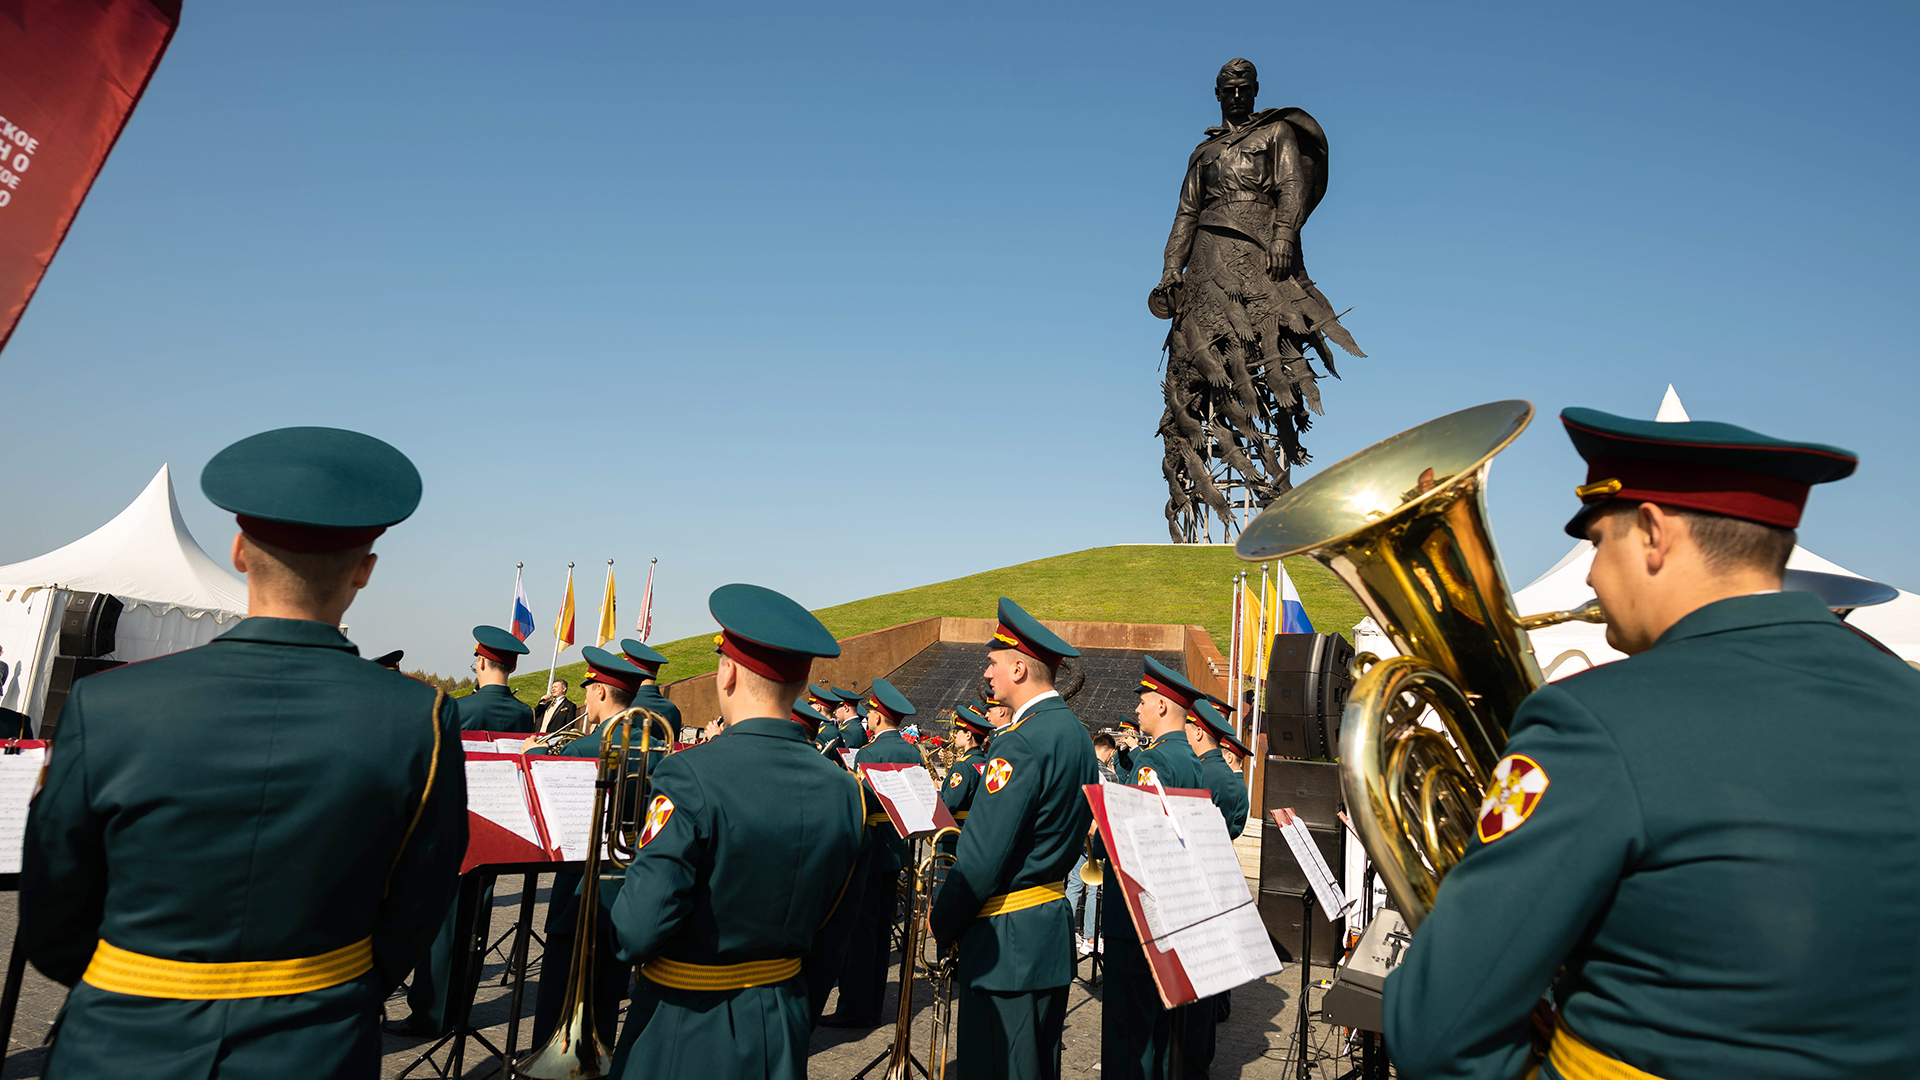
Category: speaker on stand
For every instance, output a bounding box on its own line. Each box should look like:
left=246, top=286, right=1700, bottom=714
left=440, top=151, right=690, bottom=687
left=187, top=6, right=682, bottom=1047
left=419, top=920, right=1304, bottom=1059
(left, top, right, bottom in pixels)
left=1264, top=632, right=1354, bottom=760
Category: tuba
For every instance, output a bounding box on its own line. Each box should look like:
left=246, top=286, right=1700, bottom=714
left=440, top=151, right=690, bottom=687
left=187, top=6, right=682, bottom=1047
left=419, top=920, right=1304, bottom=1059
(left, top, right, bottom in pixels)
left=520, top=706, right=677, bottom=1080
left=1236, top=401, right=1602, bottom=928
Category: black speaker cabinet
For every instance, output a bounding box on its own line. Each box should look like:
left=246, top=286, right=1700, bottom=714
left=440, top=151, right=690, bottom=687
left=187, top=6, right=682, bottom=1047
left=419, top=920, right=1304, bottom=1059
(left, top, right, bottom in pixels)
left=58, top=591, right=124, bottom=658
left=1265, top=632, right=1354, bottom=758
left=1260, top=821, right=1343, bottom=895
left=40, top=656, right=126, bottom=738
left=1262, top=758, right=1342, bottom=828
left=1259, top=887, right=1346, bottom=964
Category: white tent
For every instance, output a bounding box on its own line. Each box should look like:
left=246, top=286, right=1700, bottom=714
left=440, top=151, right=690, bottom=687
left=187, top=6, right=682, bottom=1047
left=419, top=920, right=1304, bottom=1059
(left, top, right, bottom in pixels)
left=0, top=466, right=247, bottom=728
left=1355, top=385, right=1920, bottom=670
left=1517, top=541, right=1920, bottom=673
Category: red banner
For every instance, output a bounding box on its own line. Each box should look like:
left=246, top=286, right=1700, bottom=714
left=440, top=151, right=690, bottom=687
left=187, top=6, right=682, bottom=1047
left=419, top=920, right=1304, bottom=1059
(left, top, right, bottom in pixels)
left=0, top=0, right=180, bottom=352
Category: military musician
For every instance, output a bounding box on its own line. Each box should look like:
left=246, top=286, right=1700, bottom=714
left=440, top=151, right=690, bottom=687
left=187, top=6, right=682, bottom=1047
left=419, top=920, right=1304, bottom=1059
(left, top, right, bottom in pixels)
left=459, top=624, right=536, bottom=733
left=822, top=677, right=921, bottom=1028
left=20, top=427, right=466, bottom=1079
left=607, top=584, right=864, bottom=1078
left=1101, top=654, right=1212, bottom=1080
left=1386, top=408, right=1920, bottom=1079
left=929, top=598, right=1099, bottom=1080
left=524, top=646, right=653, bottom=1046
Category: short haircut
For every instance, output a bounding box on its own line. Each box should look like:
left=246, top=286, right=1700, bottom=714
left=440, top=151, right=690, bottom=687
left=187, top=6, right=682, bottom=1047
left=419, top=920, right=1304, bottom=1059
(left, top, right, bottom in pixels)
left=601, top=683, right=636, bottom=709
left=1601, top=503, right=1794, bottom=577
left=479, top=655, right=517, bottom=675
left=1673, top=507, right=1794, bottom=576
left=552, top=679, right=568, bottom=689
left=1092, top=733, right=1117, bottom=751
left=241, top=534, right=371, bottom=609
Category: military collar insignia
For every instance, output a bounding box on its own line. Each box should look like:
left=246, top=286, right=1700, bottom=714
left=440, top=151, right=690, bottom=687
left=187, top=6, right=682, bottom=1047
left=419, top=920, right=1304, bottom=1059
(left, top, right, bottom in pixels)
left=1476, top=754, right=1549, bottom=843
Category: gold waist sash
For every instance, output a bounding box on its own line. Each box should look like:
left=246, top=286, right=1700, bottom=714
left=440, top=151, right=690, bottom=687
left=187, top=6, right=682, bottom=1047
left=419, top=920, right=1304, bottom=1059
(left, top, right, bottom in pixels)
left=640, top=956, right=802, bottom=991
left=1547, top=1016, right=1669, bottom=1080
left=83, top=937, right=373, bottom=1000
left=976, top=880, right=1066, bottom=918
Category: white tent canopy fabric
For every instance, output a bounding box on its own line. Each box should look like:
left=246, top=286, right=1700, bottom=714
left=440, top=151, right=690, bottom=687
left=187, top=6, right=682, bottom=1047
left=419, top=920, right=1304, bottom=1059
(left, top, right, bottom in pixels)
left=0, top=466, right=247, bottom=725
left=1354, top=385, right=1920, bottom=670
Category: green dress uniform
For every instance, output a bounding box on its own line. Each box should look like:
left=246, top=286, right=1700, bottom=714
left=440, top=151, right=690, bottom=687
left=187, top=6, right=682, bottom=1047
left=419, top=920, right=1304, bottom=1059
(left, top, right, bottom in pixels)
left=456, top=684, right=536, bottom=733
left=608, top=583, right=859, bottom=1080
left=930, top=598, right=1099, bottom=1080
left=838, top=712, right=870, bottom=750
left=528, top=646, right=656, bottom=1046
left=828, top=679, right=922, bottom=1025
left=1385, top=408, right=1920, bottom=1080
left=1102, top=729, right=1210, bottom=1080
left=941, top=707, right=995, bottom=858
left=1185, top=700, right=1254, bottom=1070
left=21, top=426, right=465, bottom=1080
left=931, top=693, right=1098, bottom=1080
left=400, top=625, right=535, bottom=1034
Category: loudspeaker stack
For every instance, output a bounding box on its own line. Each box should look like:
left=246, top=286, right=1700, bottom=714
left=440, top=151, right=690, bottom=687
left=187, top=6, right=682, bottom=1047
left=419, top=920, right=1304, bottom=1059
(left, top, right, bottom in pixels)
left=1263, top=632, right=1354, bottom=760
left=40, top=591, right=126, bottom=739
left=1256, top=757, right=1346, bottom=962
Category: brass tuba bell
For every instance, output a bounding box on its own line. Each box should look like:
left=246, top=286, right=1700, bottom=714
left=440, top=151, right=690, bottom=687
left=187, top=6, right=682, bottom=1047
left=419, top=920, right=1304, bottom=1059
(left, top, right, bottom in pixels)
left=1237, top=400, right=1603, bottom=928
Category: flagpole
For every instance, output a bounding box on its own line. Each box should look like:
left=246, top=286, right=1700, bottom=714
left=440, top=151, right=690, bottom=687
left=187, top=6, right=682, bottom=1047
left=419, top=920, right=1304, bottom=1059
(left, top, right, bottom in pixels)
left=547, top=562, right=573, bottom=691
left=1256, top=561, right=1271, bottom=723
left=1229, top=570, right=1243, bottom=727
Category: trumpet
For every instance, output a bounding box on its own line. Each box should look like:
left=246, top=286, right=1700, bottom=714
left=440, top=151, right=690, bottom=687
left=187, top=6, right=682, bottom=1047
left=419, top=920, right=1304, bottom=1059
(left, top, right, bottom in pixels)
left=520, top=706, right=675, bottom=1080
left=885, top=827, right=961, bottom=1080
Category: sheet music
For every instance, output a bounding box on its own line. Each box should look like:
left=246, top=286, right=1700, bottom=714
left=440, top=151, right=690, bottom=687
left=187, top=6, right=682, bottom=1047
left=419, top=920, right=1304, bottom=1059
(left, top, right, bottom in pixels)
left=464, top=759, right=540, bottom=846
left=839, top=749, right=857, bottom=770
left=1103, top=782, right=1283, bottom=999
left=866, top=765, right=940, bottom=835
left=493, top=738, right=527, bottom=755
left=528, top=759, right=598, bottom=861
left=0, top=752, right=42, bottom=875
left=1276, top=808, right=1346, bottom=915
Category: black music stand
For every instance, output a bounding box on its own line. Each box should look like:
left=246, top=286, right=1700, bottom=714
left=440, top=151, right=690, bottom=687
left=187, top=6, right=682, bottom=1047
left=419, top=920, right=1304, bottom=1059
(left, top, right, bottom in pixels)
left=395, top=862, right=566, bottom=1080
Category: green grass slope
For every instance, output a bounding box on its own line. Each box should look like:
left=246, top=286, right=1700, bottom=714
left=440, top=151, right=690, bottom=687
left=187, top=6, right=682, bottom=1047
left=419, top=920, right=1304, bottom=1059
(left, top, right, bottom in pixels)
left=506, top=546, right=1365, bottom=706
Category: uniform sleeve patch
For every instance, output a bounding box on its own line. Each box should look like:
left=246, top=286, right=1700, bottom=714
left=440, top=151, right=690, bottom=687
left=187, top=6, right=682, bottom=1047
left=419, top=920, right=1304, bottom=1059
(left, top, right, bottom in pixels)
left=1135, top=766, right=1159, bottom=787
left=949, top=772, right=964, bottom=789
left=639, top=795, right=675, bottom=848
left=984, top=758, right=1013, bottom=793
left=1476, top=754, right=1549, bottom=843
left=974, top=763, right=986, bottom=775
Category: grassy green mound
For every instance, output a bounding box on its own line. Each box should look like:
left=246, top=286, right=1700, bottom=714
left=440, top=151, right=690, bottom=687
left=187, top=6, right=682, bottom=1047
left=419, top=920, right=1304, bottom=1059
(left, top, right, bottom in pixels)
left=506, top=546, right=1364, bottom=706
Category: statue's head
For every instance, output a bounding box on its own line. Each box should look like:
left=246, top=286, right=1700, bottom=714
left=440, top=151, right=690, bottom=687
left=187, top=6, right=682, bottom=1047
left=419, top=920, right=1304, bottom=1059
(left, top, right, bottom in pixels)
left=1215, top=57, right=1258, bottom=118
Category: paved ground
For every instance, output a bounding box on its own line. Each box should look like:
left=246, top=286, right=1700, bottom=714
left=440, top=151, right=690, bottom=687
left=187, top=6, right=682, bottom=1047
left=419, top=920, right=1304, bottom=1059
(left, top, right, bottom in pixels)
left=0, top=878, right=1377, bottom=1078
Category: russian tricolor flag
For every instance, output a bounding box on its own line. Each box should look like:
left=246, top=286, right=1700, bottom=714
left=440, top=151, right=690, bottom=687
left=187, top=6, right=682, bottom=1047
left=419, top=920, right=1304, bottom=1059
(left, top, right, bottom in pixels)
left=1279, top=562, right=1314, bottom=635
left=510, top=567, right=536, bottom=641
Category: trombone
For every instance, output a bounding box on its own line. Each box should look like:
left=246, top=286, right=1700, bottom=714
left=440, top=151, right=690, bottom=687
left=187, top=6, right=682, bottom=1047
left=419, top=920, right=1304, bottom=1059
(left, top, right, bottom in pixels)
left=520, top=706, right=676, bottom=1080
left=885, top=827, right=961, bottom=1080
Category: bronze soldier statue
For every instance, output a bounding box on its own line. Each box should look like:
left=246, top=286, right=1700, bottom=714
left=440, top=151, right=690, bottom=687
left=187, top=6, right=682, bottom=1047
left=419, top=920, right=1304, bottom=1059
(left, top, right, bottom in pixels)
left=1153, top=57, right=1364, bottom=542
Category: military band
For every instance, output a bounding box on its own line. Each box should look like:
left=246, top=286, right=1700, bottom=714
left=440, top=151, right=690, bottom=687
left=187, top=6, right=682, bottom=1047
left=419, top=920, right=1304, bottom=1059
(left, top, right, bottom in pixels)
left=17, top=405, right=1913, bottom=1080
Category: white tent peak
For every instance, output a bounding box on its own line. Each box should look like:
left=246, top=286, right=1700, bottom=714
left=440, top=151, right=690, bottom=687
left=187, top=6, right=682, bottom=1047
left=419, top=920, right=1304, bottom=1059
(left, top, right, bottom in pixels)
left=1655, top=385, right=1690, bottom=423
left=0, top=465, right=247, bottom=617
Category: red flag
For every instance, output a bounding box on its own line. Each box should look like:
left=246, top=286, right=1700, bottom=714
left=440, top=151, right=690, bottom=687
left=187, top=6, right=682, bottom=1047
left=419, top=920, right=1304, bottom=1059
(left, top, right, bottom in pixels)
left=0, top=0, right=181, bottom=352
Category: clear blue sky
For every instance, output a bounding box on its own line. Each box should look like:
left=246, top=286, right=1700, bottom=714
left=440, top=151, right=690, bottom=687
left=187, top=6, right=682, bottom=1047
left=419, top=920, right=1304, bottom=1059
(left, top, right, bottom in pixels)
left=3, top=1, right=1915, bottom=678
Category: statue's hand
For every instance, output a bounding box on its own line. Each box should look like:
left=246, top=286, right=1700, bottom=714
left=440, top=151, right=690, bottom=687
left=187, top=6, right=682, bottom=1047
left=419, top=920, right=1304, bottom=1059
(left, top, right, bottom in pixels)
left=1269, top=239, right=1297, bottom=277
left=1158, top=267, right=1182, bottom=290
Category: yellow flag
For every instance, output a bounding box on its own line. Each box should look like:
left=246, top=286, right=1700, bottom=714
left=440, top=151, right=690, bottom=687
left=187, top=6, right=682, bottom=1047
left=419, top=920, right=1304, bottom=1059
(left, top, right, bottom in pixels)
left=556, top=570, right=576, bottom=648
left=597, top=565, right=617, bottom=647
left=1239, top=575, right=1279, bottom=679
